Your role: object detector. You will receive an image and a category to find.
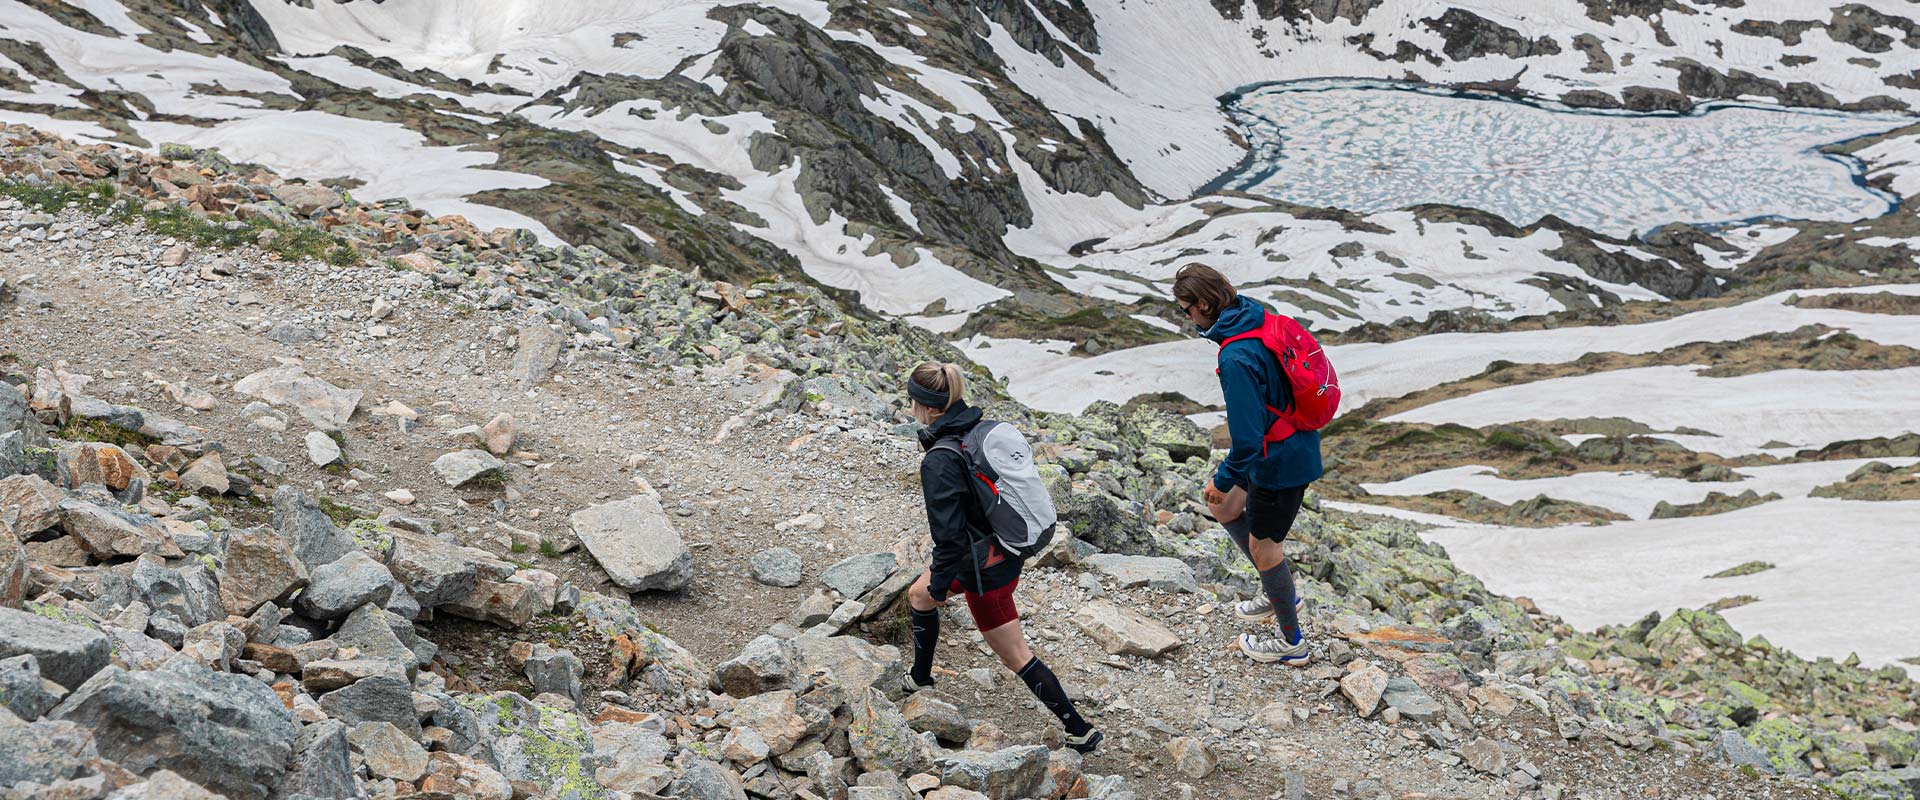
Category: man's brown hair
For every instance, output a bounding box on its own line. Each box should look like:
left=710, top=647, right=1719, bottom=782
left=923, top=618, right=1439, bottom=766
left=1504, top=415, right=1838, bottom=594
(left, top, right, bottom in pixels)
left=1173, top=263, right=1236, bottom=317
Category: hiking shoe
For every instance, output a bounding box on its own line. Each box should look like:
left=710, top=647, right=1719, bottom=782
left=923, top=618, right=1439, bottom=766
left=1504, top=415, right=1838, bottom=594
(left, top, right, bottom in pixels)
left=901, top=672, right=935, bottom=695
left=1237, top=632, right=1311, bottom=666
left=1065, top=728, right=1104, bottom=754
left=1232, top=594, right=1304, bottom=624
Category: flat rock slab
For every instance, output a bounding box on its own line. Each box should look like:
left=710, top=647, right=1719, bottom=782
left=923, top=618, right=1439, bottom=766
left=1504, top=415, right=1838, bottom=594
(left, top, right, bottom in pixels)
left=1079, top=554, right=1199, bottom=594
left=233, top=365, right=361, bottom=431
left=820, top=552, right=898, bottom=599
left=1071, top=601, right=1183, bottom=658
left=569, top=495, right=693, bottom=593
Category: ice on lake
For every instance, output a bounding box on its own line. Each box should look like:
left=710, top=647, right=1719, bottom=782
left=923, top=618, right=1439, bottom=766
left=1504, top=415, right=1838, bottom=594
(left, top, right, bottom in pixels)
left=1217, top=80, right=1914, bottom=237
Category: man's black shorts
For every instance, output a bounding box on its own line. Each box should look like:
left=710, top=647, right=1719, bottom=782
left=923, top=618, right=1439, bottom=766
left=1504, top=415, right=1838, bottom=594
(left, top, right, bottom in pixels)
left=1248, top=484, right=1307, bottom=542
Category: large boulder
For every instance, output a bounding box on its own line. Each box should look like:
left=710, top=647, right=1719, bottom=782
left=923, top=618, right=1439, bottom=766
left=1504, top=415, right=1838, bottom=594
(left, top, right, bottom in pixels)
left=272, top=182, right=343, bottom=216
left=60, top=500, right=181, bottom=559
left=0, top=606, right=110, bottom=689
left=938, top=745, right=1049, bottom=800
left=790, top=634, right=902, bottom=693
left=50, top=663, right=298, bottom=800
left=232, top=365, right=361, bottom=431
left=721, top=689, right=815, bottom=756
left=131, top=556, right=221, bottom=627
left=220, top=527, right=309, bottom=616
left=569, top=495, right=693, bottom=593
left=294, top=549, right=393, bottom=620
left=385, top=528, right=484, bottom=608
left=458, top=691, right=611, bottom=799
left=318, top=674, right=420, bottom=739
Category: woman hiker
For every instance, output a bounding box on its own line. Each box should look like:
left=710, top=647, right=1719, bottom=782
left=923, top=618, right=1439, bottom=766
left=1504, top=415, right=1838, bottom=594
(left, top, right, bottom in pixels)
left=1174, top=263, right=1325, bottom=665
left=898, top=360, right=1103, bottom=754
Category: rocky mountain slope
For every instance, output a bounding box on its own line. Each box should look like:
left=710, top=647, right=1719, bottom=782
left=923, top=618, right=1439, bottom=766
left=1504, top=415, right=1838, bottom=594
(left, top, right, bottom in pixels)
left=1, top=124, right=1917, bottom=800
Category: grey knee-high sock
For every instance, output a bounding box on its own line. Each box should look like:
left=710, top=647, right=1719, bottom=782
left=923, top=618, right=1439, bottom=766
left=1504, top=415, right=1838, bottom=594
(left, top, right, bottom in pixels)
left=1223, top=516, right=1254, bottom=565
left=1259, top=558, right=1302, bottom=644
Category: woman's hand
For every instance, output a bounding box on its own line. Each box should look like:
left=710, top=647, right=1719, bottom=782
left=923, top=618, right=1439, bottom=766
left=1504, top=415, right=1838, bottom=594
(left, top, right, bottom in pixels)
left=1206, top=480, right=1247, bottom=524
left=1203, top=479, right=1227, bottom=506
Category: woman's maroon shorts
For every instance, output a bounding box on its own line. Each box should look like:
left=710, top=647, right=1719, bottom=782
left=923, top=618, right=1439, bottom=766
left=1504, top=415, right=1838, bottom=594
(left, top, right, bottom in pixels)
left=949, top=578, right=1020, bottom=631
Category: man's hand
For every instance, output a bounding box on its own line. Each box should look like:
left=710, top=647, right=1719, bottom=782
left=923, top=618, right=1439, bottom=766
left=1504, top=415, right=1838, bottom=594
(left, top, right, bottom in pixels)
left=1203, top=479, right=1227, bottom=506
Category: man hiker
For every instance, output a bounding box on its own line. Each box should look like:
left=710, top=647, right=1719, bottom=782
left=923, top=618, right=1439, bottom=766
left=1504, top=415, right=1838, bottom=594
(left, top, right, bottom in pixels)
left=1174, top=263, right=1328, bottom=665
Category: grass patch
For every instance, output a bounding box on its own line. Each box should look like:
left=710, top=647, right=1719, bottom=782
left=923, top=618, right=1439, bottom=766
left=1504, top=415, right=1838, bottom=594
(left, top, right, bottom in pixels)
left=538, top=539, right=561, bottom=558
left=316, top=496, right=370, bottom=526
left=510, top=541, right=530, bottom=554
left=54, top=417, right=158, bottom=448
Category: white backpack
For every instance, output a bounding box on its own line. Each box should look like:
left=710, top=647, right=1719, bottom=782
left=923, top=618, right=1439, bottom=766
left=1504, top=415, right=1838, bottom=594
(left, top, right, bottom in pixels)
left=931, top=420, right=1057, bottom=558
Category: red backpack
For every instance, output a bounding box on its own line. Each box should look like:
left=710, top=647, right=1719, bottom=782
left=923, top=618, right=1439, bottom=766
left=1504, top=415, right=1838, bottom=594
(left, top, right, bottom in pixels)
left=1216, top=310, right=1340, bottom=453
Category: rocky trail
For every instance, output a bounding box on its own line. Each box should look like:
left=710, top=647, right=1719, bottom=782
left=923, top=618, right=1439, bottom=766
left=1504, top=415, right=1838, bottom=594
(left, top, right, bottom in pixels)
left=0, top=130, right=1912, bottom=800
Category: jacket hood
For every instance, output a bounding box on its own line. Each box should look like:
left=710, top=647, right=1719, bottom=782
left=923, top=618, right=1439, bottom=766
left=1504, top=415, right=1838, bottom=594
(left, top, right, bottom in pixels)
left=918, top=401, right=983, bottom=449
left=1202, top=295, right=1265, bottom=344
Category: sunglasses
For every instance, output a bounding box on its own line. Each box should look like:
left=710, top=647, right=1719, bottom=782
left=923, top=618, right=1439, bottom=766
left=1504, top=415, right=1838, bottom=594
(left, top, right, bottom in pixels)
left=1176, top=300, right=1197, bottom=315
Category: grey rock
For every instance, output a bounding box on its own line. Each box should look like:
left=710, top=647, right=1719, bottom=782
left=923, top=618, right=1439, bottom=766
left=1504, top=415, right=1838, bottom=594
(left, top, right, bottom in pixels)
left=304, top=431, right=342, bottom=467
left=667, top=760, right=746, bottom=800
left=0, top=474, right=63, bottom=536
left=749, top=547, right=803, bottom=587
left=108, top=769, right=222, bottom=799
left=788, top=589, right=836, bottom=628
left=329, top=604, right=419, bottom=675
left=458, top=691, right=610, bottom=798
left=219, top=527, right=308, bottom=616
left=443, top=576, right=542, bottom=628
left=131, top=556, right=221, bottom=627
left=789, top=634, right=901, bottom=694
left=848, top=687, right=933, bottom=775
left=902, top=693, right=971, bottom=744
left=50, top=663, right=297, bottom=800
left=431, top=449, right=504, bottom=488
left=0, top=606, right=110, bottom=690
left=60, top=499, right=181, bottom=560
left=714, top=634, right=793, bottom=698
left=524, top=644, right=584, bottom=707
left=0, top=431, right=27, bottom=479
left=1381, top=677, right=1444, bottom=723
left=232, top=365, right=360, bottom=431
left=0, top=523, right=24, bottom=609
left=1071, top=601, right=1183, bottom=658
left=1079, top=554, right=1199, bottom=593
left=1166, top=736, right=1217, bottom=779
left=0, top=712, right=97, bottom=786
left=820, top=551, right=897, bottom=599
left=273, top=183, right=343, bottom=216
left=294, top=549, right=393, bottom=620
left=1459, top=736, right=1506, bottom=775
left=385, top=528, right=481, bottom=608
left=569, top=495, right=693, bottom=593
left=280, top=717, right=357, bottom=798
left=1717, top=729, right=1776, bottom=774
left=510, top=324, right=565, bottom=390
left=0, top=384, right=46, bottom=448
left=318, top=674, right=420, bottom=739
left=939, top=745, right=1049, bottom=800
left=347, top=721, right=428, bottom=782
left=0, top=655, right=66, bottom=720
left=273, top=486, right=354, bottom=570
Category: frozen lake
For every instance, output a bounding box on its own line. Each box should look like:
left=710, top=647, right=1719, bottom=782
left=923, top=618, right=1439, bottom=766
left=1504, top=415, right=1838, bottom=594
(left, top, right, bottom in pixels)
left=1214, top=80, right=1913, bottom=237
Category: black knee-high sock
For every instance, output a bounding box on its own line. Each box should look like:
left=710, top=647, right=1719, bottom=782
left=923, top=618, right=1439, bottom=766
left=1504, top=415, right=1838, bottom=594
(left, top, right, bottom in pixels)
left=1016, top=657, right=1091, bottom=736
left=1223, top=516, right=1255, bottom=565
left=909, top=608, right=940, bottom=684
left=1259, top=558, right=1302, bottom=644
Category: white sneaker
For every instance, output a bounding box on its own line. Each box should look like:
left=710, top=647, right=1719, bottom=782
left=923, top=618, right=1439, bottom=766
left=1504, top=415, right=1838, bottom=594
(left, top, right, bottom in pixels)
left=1232, top=595, right=1303, bottom=623
left=1238, top=632, right=1311, bottom=666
